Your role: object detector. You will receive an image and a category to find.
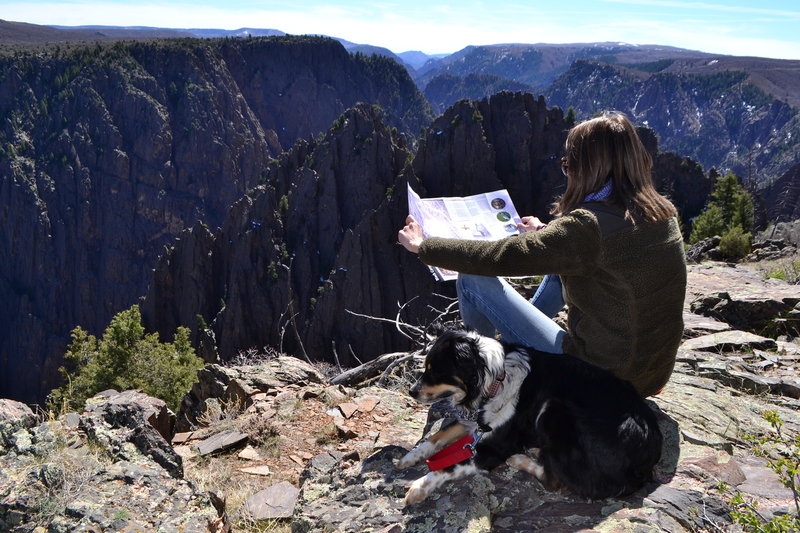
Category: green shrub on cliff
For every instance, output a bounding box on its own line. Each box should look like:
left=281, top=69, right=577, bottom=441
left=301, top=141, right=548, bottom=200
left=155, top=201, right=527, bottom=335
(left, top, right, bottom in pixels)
left=718, top=225, right=752, bottom=259
left=48, top=305, right=203, bottom=413
left=690, top=173, right=754, bottom=259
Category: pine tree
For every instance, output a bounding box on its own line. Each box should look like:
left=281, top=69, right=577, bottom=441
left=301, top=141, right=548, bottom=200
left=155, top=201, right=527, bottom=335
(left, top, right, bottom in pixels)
left=689, top=204, right=725, bottom=244
left=48, top=305, right=204, bottom=413
left=689, top=173, right=754, bottom=260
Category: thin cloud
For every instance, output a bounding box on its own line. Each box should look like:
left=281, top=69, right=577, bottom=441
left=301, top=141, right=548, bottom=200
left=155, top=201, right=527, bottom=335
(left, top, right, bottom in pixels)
left=602, top=0, right=800, bottom=19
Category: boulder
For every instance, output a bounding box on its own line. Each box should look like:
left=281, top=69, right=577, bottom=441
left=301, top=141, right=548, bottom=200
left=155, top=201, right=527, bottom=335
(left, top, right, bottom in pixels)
left=84, top=389, right=175, bottom=440
left=686, top=236, right=723, bottom=263
left=81, top=390, right=183, bottom=478
left=0, top=399, right=35, bottom=424
left=244, top=481, right=299, bottom=520
left=0, top=395, right=227, bottom=532
left=757, top=219, right=800, bottom=247
left=0, top=399, right=37, bottom=446
left=176, top=356, right=326, bottom=431
left=745, top=238, right=798, bottom=262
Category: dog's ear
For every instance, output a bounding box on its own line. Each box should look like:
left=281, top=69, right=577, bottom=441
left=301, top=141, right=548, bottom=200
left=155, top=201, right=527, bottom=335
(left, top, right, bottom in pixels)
left=425, top=322, right=453, bottom=344
left=424, top=321, right=448, bottom=341
left=427, top=321, right=479, bottom=338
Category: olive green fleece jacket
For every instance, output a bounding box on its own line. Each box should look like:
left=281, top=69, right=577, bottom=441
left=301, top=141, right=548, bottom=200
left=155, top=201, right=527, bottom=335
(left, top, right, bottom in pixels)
left=418, top=203, right=687, bottom=397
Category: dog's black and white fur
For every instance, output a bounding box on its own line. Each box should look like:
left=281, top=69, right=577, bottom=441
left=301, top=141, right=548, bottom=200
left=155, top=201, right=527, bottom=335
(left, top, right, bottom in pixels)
left=398, top=328, right=663, bottom=505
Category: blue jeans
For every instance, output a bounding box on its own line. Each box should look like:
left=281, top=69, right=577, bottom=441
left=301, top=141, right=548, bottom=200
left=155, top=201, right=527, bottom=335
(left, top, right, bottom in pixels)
left=456, top=274, right=566, bottom=353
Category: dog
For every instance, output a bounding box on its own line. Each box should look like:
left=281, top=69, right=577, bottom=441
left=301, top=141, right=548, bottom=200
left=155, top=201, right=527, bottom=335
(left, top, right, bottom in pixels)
left=397, top=327, right=663, bottom=505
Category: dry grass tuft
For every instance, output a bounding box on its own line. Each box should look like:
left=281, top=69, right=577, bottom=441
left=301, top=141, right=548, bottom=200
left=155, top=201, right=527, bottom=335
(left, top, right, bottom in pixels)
left=757, top=256, right=800, bottom=284
left=7, top=424, right=112, bottom=528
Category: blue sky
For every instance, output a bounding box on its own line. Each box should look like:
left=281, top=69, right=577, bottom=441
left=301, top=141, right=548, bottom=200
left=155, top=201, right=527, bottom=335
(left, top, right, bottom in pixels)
left=2, top=0, right=800, bottom=59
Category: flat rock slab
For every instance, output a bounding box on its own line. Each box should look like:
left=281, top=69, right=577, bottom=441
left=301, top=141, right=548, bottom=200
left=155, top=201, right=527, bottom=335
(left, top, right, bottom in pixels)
left=171, top=431, right=193, bottom=445
left=355, top=395, right=381, bottom=413
left=682, top=311, right=731, bottom=334
left=245, top=481, right=299, bottom=519
left=0, top=399, right=35, bottom=424
left=338, top=402, right=359, bottom=418
left=193, top=430, right=248, bottom=456
left=239, top=465, right=271, bottom=476
left=686, top=263, right=800, bottom=305
left=238, top=445, right=261, bottom=460
left=173, top=445, right=198, bottom=459
left=681, top=330, right=777, bottom=352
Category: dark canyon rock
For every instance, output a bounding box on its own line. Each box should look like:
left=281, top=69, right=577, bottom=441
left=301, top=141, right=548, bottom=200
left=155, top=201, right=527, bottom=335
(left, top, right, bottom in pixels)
left=763, top=164, right=800, bottom=222
left=0, top=36, right=431, bottom=404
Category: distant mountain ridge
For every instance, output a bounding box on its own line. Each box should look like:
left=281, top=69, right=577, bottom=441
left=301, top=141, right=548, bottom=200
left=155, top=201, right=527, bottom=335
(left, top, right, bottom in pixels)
left=7, top=20, right=799, bottom=181
left=415, top=44, right=800, bottom=184
left=413, top=42, right=714, bottom=88
left=544, top=59, right=800, bottom=183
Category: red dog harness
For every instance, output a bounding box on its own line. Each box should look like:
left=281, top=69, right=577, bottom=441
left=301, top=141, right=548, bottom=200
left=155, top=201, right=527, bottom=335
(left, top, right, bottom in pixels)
left=426, top=432, right=481, bottom=471
left=425, top=369, right=505, bottom=471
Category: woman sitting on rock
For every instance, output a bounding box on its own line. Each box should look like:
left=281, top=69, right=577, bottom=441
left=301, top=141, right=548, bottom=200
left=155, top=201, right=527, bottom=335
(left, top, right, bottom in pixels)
left=398, top=111, right=687, bottom=397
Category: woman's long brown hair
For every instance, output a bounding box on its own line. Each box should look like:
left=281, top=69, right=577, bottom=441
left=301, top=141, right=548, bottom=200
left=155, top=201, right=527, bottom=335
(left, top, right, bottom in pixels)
left=552, top=111, right=677, bottom=223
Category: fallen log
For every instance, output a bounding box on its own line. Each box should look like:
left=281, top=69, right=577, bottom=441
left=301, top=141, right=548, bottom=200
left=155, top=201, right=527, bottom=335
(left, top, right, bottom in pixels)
left=330, top=351, right=419, bottom=387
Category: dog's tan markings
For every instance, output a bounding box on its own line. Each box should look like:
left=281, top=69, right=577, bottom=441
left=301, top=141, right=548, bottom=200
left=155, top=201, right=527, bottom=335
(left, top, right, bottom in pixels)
left=416, top=383, right=462, bottom=400
left=507, top=454, right=546, bottom=481
left=429, top=422, right=468, bottom=446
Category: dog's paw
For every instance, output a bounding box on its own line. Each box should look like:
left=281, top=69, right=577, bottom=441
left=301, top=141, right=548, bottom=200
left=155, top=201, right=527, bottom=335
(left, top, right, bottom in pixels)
left=396, top=452, right=417, bottom=469
left=506, top=454, right=545, bottom=479
left=397, top=448, right=425, bottom=469
left=397, top=441, right=435, bottom=469
left=506, top=454, right=530, bottom=469
left=404, top=479, right=430, bottom=506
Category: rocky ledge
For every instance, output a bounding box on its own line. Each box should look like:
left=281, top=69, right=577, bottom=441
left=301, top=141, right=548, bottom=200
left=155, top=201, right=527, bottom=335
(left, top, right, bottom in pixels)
left=292, top=262, right=799, bottom=532
left=1, top=261, right=798, bottom=532
left=0, top=391, right=227, bottom=532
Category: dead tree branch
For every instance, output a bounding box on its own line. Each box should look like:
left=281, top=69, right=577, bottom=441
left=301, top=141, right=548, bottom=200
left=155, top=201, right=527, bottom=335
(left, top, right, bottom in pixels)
left=330, top=351, right=411, bottom=387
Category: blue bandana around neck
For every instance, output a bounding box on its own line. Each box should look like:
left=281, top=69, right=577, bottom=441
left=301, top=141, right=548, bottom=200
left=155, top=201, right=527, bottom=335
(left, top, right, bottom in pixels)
left=583, top=179, right=613, bottom=202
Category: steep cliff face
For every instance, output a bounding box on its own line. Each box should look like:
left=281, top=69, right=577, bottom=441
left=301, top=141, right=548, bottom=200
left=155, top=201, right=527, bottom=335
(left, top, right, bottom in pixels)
left=408, top=92, right=568, bottom=219
left=763, top=163, right=800, bottom=222
left=0, top=37, right=432, bottom=404
left=545, top=60, right=800, bottom=184
left=143, top=92, right=713, bottom=369
left=142, top=102, right=431, bottom=366
left=0, top=42, right=269, bottom=404
left=215, top=37, right=432, bottom=149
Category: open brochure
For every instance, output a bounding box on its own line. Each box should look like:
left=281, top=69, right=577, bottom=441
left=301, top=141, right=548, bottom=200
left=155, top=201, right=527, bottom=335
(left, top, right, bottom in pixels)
left=408, top=184, right=522, bottom=281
